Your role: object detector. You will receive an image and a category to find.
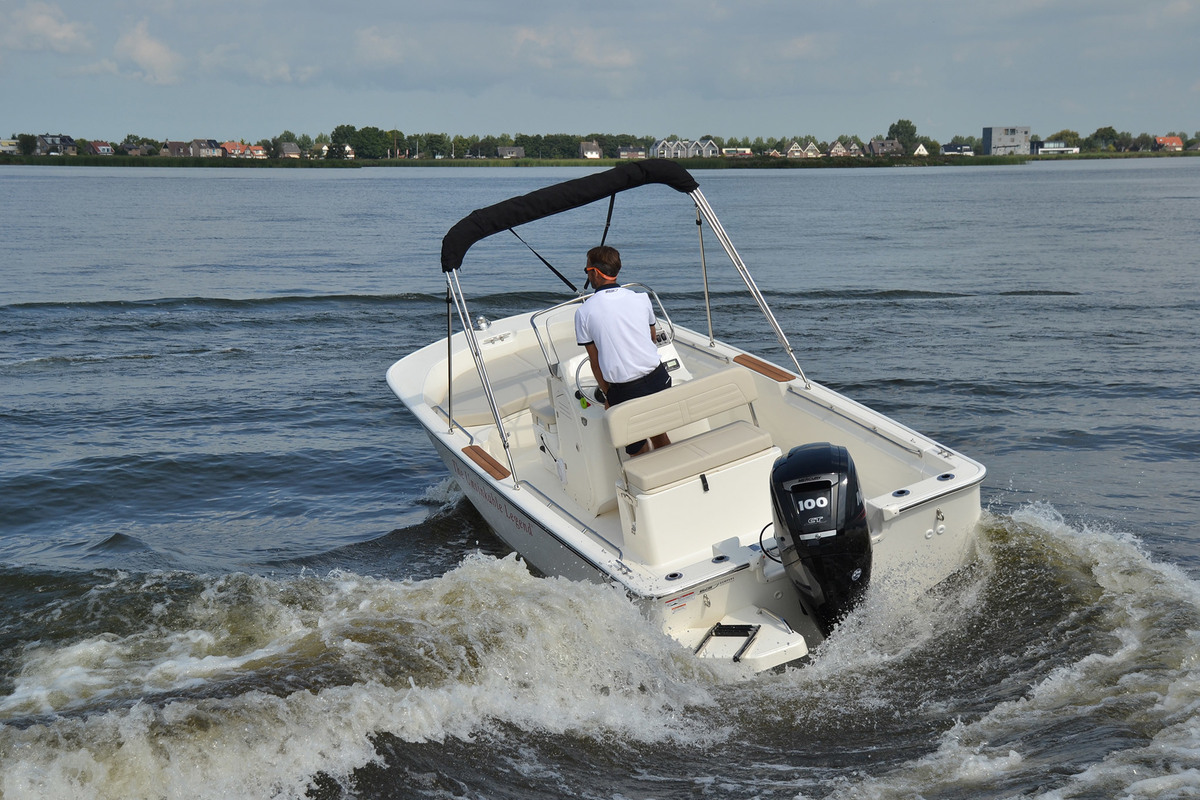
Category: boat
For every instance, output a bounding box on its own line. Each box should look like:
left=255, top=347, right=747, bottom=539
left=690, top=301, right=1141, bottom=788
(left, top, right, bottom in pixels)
left=386, top=159, right=987, bottom=671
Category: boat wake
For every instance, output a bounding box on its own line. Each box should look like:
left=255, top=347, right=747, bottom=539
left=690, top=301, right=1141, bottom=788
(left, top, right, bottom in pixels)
left=0, top=553, right=729, bottom=799
left=3, top=503, right=1200, bottom=799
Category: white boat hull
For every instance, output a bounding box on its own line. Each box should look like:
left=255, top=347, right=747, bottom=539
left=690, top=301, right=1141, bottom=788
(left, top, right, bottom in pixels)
left=389, top=160, right=986, bottom=671
left=391, top=315, right=984, bottom=672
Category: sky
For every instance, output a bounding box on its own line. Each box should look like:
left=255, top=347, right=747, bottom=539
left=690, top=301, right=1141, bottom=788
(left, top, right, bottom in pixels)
left=2, top=0, right=1198, bottom=145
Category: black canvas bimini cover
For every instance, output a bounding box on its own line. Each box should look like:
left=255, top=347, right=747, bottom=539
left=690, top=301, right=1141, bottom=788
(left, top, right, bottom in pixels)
left=440, top=158, right=700, bottom=272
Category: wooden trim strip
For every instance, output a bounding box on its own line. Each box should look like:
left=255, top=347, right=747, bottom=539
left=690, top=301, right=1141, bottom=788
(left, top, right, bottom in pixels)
left=733, top=354, right=795, bottom=382
left=462, top=445, right=511, bottom=480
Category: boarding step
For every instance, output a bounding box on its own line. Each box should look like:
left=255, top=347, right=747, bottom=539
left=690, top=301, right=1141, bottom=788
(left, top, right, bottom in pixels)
left=695, top=623, right=761, bottom=663
left=688, top=607, right=811, bottom=670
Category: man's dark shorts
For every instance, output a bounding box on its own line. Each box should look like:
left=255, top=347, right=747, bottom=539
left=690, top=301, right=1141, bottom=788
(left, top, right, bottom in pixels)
left=606, top=362, right=672, bottom=455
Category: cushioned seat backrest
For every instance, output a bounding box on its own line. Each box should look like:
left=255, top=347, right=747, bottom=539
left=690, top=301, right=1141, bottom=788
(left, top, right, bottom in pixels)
left=606, top=367, right=759, bottom=449
left=437, top=351, right=549, bottom=427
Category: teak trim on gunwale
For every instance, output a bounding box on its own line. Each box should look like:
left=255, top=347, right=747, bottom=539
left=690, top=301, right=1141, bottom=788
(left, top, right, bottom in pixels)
left=463, top=445, right=511, bottom=480
left=733, top=354, right=795, bottom=382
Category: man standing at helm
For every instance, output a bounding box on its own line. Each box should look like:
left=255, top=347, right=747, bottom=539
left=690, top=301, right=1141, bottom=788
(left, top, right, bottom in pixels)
left=575, top=245, right=671, bottom=456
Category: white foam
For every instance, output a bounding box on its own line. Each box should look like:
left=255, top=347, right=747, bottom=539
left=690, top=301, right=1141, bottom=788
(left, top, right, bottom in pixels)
left=418, top=476, right=464, bottom=508
left=807, top=503, right=1200, bottom=799
left=9, top=505, right=1200, bottom=799
left=0, top=554, right=733, bottom=799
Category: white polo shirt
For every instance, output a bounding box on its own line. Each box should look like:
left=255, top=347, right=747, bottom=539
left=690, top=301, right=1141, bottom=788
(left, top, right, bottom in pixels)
left=575, top=286, right=660, bottom=384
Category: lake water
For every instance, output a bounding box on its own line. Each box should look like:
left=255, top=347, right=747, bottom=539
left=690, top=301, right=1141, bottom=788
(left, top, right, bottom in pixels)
left=2, top=159, right=1199, bottom=799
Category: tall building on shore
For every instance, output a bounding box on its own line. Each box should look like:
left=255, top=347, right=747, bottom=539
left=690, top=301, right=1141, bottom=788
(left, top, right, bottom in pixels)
left=982, top=126, right=1031, bottom=155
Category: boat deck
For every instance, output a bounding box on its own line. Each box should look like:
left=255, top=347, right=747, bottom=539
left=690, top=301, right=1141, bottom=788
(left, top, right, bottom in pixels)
left=392, top=299, right=985, bottom=603
left=387, top=161, right=987, bottom=670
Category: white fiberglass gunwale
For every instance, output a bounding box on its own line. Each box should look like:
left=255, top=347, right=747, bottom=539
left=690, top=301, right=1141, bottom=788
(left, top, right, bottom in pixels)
left=388, top=306, right=986, bottom=600
left=388, top=159, right=987, bottom=668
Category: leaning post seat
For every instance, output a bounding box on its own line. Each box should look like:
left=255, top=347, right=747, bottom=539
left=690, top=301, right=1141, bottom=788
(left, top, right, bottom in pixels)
left=605, top=367, right=781, bottom=566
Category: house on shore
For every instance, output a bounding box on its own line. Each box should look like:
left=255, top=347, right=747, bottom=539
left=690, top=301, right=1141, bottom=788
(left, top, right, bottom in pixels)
left=497, top=146, right=525, bottom=159
left=824, top=140, right=864, bottom=157
left=982, top=126, right=1031, bottom=155
left=318, top=143, right=352, bottom=159
left=1031, top=140, right=1080, bottom=155
left=652, top=139, right=684, bottom=159
left=867, top=139, right=904, bottom=157
left=652, top=138, right=719, bottom=159
left=37, top=134, right=76, bottom=156
left=580, top=140, right=602, bottom=159
left=191, top=139, right=223, bottom=158
left=162, top=139, right=223, bottom=157
left=786, top=141, right=822, bottom=158
left=1155, top=136, right=1184, bottom=152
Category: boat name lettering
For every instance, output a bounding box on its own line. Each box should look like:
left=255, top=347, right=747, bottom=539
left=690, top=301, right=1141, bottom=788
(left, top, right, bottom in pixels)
left=451, top=459, right=533, bottom=536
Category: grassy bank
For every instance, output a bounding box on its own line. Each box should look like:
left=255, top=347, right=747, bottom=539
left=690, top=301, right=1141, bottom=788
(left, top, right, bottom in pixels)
left=0, top=154, right=360, bottom=168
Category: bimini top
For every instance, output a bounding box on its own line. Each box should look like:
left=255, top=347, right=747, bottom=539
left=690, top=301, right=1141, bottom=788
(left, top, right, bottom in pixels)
left=440, top=158, right=700, bottom=273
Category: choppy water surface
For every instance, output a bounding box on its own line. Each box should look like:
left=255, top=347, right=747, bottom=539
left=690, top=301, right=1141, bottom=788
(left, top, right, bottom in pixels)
left=1, top=160, right=1199, bottom=799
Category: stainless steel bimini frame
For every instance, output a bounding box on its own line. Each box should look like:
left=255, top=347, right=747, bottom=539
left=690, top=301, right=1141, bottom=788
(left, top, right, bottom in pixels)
left=441, top=182, right=812, bottom=490
left=688, top=189, right=810, bottom=389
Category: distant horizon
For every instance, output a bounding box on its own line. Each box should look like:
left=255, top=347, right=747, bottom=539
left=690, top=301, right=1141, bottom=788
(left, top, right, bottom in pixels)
left=4, top=1, right=1197, bottom=148
left=12, top=125, right=1199, bottom=150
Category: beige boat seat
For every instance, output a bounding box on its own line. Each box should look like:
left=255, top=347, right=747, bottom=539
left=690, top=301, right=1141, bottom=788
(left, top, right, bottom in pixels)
left=606, top=367, right=774, bottom=493
left=437, top=350, right=549, bottom=427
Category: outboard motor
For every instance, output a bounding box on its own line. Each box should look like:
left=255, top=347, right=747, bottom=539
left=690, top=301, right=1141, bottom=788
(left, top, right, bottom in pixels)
left=770, top=442, right=871, bottom=636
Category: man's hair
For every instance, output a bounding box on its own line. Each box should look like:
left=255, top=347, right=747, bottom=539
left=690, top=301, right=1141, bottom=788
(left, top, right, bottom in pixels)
left=586, top=245, right=621, bottom=278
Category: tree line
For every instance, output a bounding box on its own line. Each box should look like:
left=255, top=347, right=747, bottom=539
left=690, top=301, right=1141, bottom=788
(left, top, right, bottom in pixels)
left=11, top=121, right=1199, bottom=159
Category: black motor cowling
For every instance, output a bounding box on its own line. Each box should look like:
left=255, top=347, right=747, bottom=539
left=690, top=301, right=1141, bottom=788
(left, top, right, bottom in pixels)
left=770, top=442, right=871, bottom=636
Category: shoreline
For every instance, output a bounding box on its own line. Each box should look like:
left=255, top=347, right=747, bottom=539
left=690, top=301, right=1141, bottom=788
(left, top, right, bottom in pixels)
left=1, top=151, right=1194, bottom=169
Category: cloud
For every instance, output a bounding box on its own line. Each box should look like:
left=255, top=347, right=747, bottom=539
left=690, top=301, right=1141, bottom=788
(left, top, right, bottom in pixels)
left=348, top=21, right=636, bottom=95
left=75, top=58, right=120, bottom=77
left=114, top=19, right=184, bottom=85
left=199, top=42, right=319, bottom=85
left=778, top=33, right=835, bottom=61
left=511, top=25, right=636, bottom=71
left=354, top=21, right=638, bottom=75
left=888, top=64, right=928, bottom=89
left=355, top=26, right=408, bottom=66
left=2, top=2, right=90, bottom=53
left=2, top=0, right=1192, bottom=142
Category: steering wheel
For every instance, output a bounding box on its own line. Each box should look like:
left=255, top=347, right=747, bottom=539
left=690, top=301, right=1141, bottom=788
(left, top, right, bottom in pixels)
left=572, top=356, right=606, bottom=407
